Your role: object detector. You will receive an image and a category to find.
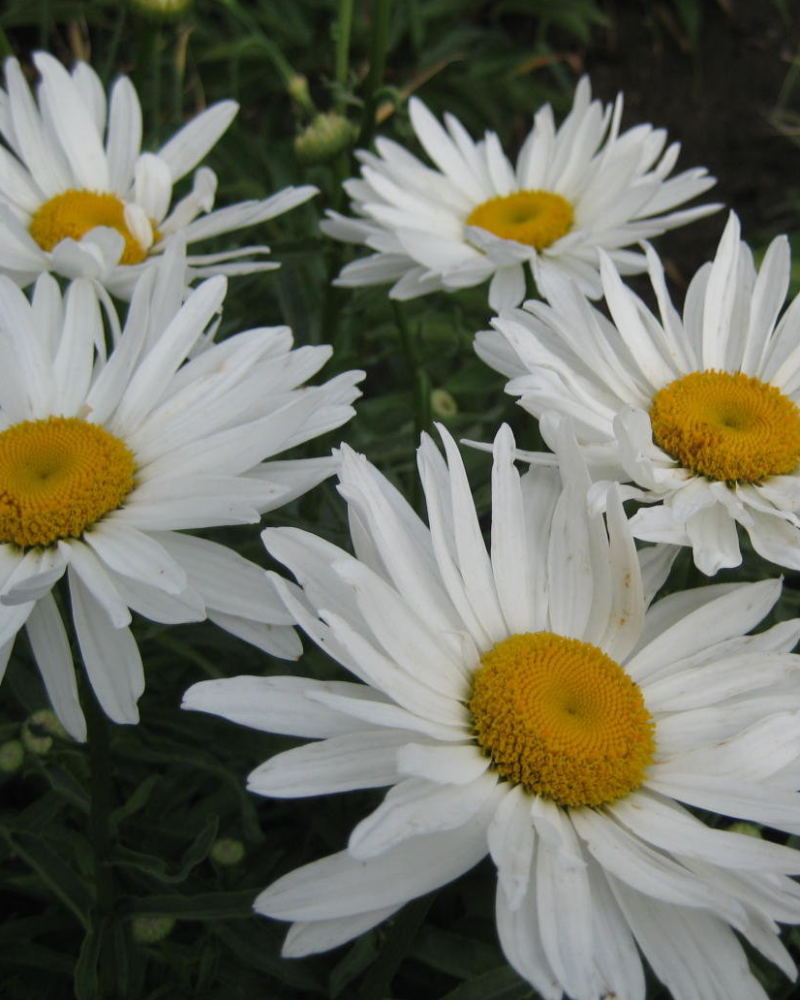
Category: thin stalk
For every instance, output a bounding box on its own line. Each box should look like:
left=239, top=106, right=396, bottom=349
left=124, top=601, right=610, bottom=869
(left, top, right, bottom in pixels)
left=219, top=0, right=308, bottom=106
left=357, top=0, right=391, bottom=149
left=393, top=301, right=431, bottom=514
left=84, top=685, right=116, bottom=996
left=100, top=5, right=128, bottom=86
left=334, top=0, right=355, bottom=112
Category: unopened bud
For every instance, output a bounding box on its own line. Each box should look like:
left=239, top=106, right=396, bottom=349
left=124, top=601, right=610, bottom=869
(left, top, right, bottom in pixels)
left=132, top=915, right=176, bottom=944
left=294, top=112, right=358, bottom=165
left=431, top=388, right=458, bottom=418
left=129, top=0, right=194, bottom=19
left=0, top=740, right=24, bottom=774
left=287, top=75, right=315, bottom=116
left=210, top=837, right=246, bottom=866
left=22, top=709, right=67, bottom=755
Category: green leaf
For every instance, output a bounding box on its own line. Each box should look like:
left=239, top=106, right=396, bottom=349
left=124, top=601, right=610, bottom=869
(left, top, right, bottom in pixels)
left=124, top=888, right=256, bottom=920
left=211, top=922, right=326, bottom=993
left=0, top=941, right=74, bottom=975
left=438, top=966, right=535, bottom=1000
left=38, top=763, right=90, bottom=813
left=0, top=825, right=91, bottom=928
left=411, top=926, right=503, bottom=979
left=329, top=932, right=378, bottom=998
left=359, top=894, right=435, bottom=1000
left=111, top=813, right=218, bottom=885
left=73, top=921, right=105, bottom=1000
left=110, top=774, right=160, bottom=825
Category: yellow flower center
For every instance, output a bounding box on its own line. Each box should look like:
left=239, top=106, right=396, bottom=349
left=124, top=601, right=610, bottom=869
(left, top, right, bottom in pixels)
left=469, top=632, right=654, bottom=808
left=29, top=189, right=157, bottom=266
left=649, top=370, right=800, bottom=484
left=466, top=190, right=573, bottom=250
left=0, top=417, right=136, bottom=549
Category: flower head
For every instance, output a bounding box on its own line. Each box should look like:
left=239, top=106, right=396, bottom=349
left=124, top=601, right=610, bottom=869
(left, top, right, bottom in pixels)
left=321, top=78, right=718, bottom=311
left=479, top=211, right=800, bottom=575
left=0, top=53, right=317, bottom=298
left=0, top=241, right=363, bottom=741
left=184, top=420, right=800, bottom=1000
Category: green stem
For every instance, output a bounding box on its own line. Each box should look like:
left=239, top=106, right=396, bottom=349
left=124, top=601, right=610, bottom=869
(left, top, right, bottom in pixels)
left=334, top=0, right=355, bottom=111
left=84, top=686, right=116, bottom=996
left=100, top=5, right=128, bottom=86
left=357, top=0, right=391, bottom=149
left=219, top=0, right=312, bottom=111
left=393, top=301, right=430, bottom=513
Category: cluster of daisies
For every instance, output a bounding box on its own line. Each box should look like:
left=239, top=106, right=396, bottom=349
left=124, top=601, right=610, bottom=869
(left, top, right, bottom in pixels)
left=3, top=50, right=800, bottom=1000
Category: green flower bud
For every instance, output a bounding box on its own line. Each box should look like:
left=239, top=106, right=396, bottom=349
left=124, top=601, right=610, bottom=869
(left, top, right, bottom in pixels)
left=294, top=112, right=358, bottom=165
left=0, top=740, right=24, bottom=774
left=210, top=837, right=246, bottom=866
left=129, top=0, right=194, bottom=20
left=22, top=709, right=67, bottom=754
left=132, top=915, right=176, bottom=944
left=431, top=388, right=458, bottom=418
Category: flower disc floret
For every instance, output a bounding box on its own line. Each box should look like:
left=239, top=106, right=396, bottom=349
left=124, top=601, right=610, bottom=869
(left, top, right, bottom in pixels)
left=0, top=417, right=135, bottom=548
left=29, top=190, right=154, bottom=266
left=650, top=370, right=800, bottom=484
left=469, top=631, right=654, bottom=807
left=467, top=190, right=573, bottom=250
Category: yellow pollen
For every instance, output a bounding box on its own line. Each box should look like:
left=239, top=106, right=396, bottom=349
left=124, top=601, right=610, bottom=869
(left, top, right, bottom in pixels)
left=466, top=190, right=573, bottom=250
left=649, top=370, right=800, bottom=484
left=29, top=190, right=158, bottom=266
left=469, top=632, right=654, bottom=808
left=0, top=417, right=136, bottom=549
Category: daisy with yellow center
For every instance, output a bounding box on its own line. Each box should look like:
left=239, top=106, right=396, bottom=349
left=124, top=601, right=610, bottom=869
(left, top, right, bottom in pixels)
left=0, top=53, right=317, bottom=299
left=480, top=211, right=800, bottom=575
left=321, top=78, right=718, bottom=311
left=0, top=242, right=364, bottom=742
left=185, top=420, right=800, bottom=1000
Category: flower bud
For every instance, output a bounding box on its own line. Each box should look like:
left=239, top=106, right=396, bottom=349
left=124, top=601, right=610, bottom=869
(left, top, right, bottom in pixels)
left=294, top=112, right=358, bottom=165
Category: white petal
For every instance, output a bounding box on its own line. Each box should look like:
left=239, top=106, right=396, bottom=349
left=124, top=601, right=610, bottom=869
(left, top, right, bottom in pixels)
left=488, top=784, right=535, bottom=911
left=256, top=799, right=495, bottom=921
left=247, top=729, right=416, bottom=797
left=26, top=592, right=85, bottom=741
left=68, top=568, right=143, bottom=725
left=182, top=675, right=386, bottom=738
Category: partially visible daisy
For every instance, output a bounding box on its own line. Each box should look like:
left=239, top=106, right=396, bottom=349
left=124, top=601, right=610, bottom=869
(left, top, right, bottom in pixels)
left=185, top=420, right=800, bottom=1000
left=0, top=53, right=317, bottom=298
left=321, top=78, right=718, bottom=311
left=0, top=240, right=364, bottom=741
left=479, top=211, right=800, bottom=575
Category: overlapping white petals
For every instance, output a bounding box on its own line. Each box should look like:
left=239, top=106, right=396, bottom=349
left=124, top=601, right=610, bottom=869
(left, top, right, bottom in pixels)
left=185, top=419, right=800, bottom=1000
left=323, top=78, right=717, bottom=309
left=0, top=249, right=363, bottom=738
left=0, top=54, right=318, bottom=295
left=483, top=211, right=800, bottom=574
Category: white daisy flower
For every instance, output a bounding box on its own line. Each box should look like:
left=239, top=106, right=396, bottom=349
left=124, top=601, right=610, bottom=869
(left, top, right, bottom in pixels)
left=479, top=211, right=800, bottom=575
left=185, top=420, right=800, bottom=1000
left=0, top=241, right=364, bottom=742
left=320, top=78, right=718, bottom=311
left=0, top=52, right=318, bottom=298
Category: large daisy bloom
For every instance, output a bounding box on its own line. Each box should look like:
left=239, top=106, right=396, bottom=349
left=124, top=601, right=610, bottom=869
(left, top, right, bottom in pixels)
left=0, top=53, right=317, bottom=298
left=185, top=420, right=800, bottom=1000
left=0, top=241, right=364, bottom=741
left=320, top=78, right=718, bottom=311
left=478, top=212, right=800, bottom=575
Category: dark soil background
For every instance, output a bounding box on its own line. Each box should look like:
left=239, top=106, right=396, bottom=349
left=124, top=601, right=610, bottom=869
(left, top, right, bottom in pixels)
left=590, top=0, right=800, bottom=286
